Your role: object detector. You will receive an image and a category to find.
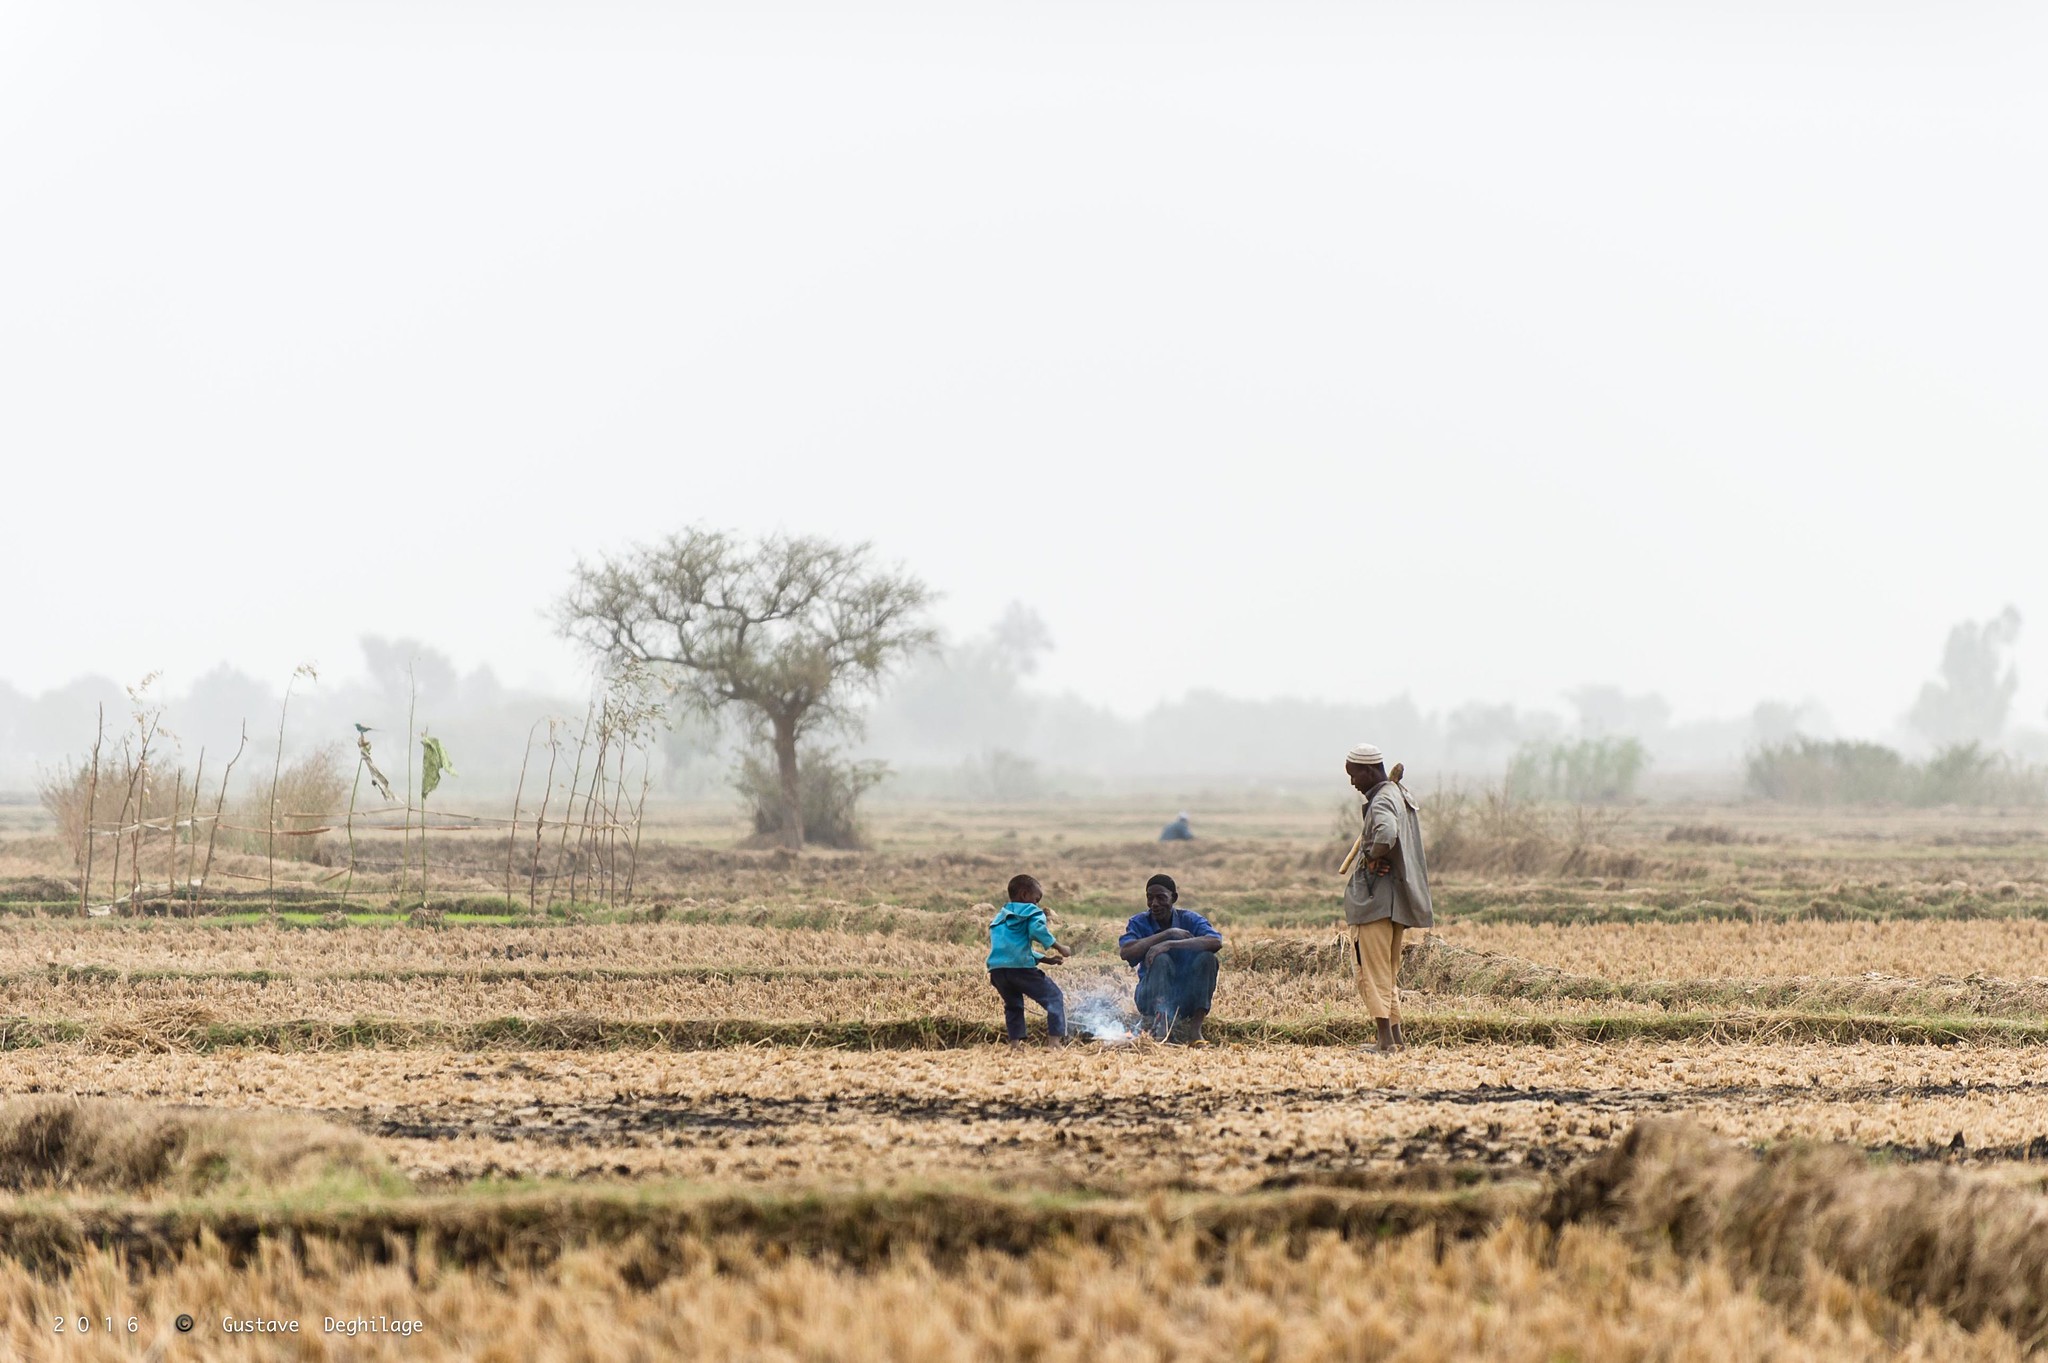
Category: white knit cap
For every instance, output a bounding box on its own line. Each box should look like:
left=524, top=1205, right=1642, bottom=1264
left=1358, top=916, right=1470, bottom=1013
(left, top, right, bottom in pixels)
left=1345, top=742, right=1384, bottom=767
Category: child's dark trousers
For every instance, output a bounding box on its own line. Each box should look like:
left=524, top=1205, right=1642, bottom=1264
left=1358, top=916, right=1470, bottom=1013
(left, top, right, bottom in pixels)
left=988, top=968, right=1067, bottom=1042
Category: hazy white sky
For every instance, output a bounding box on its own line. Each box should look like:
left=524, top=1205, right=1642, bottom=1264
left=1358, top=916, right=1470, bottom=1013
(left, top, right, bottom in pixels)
left=4, top=1, right=2044, bottom=735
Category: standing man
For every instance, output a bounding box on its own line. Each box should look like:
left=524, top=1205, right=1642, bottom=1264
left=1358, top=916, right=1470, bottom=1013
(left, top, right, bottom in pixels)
left=1342, top=742, right=1433, bottom=1054
left=1119, top=873, right=1223, bottom=1042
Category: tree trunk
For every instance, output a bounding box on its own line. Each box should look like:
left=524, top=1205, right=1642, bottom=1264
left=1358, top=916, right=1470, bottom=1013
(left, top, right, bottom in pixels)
left=772, top=717, right=804, bottom=849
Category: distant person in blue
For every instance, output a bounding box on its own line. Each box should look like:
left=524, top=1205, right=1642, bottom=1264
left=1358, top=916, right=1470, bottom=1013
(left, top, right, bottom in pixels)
left=1119, top=873, right=1223, bottom=1042
left=986, top=873, right=1069, bottom=1046
left=1158, top=810, right=1195, bottom=841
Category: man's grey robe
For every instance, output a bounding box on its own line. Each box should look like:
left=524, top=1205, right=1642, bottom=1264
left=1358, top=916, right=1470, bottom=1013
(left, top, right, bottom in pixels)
left=1342, top=781, right=1435, bottom=929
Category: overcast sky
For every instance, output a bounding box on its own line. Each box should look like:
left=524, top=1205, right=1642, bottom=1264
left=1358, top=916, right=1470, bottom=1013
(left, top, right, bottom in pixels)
left=4, top=1, right=2044, bottom=736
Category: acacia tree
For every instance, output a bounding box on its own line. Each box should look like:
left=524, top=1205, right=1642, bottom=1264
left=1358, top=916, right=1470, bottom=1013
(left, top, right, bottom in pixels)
left=558, top=529, right=936, bottom=849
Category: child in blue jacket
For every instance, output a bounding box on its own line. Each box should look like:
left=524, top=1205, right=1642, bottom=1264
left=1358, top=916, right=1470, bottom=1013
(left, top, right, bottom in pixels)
left=986, top=874, right=1068, bottom=1045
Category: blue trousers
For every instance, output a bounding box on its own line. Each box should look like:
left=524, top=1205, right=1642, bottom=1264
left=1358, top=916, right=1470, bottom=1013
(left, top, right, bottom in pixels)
left=1134, top=950, right=1219, bottom=1024
left=989, top=968, right=1067, bottom=1042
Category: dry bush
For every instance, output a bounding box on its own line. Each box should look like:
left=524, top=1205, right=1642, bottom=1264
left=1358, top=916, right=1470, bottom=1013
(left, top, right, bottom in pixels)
left=232, top=742, right=350, bottom=863
left=35, top=758, right=191, bottom=870
left=1547, top=1118, right=2048, bottom=1348
left=0, top=1097, right=403, bottom=1198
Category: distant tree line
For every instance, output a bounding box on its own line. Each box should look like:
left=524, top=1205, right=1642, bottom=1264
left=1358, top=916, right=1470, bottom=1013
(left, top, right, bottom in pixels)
left=1746, top=739, right=2046, bottom=808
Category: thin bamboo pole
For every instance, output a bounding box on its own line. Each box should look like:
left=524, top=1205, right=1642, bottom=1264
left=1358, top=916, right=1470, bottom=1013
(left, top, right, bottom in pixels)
left=184, top=750, right=205, bottom=914
left=198, top=725, right=248, bottom=906
left=507, top=719, right=543, bottom=909
left=548, top=697, right=595, bottom=915
left=624, top=746, right=654, bottom=904
left=570, top=724, right=609, bottom=907
left=267, top=671, right=303, bottom=915
left=419, top=735, right=430, bottom=912
left=531, top=721, right=560, bottom=915
left=79, top=705, right=102, bottom=918
left=109, top=739, right=139, bottom=913
left=598, top=728, right=622, bottom=908
left=403, top=665, right=417, bottom=908
left=342, top=751, right=364, bottom=905
left=166, top=771, right=182, bottom=911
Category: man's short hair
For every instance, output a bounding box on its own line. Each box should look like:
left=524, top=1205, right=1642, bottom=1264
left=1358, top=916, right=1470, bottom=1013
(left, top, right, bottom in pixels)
left=1007, top=874, right=1040, bottom=901
left=1145, top=873, right=1177, bottom=896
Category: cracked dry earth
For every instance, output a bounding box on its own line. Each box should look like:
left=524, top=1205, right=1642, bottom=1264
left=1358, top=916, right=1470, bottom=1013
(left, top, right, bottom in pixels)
left=18, top=1041, right=2048, bottom=1193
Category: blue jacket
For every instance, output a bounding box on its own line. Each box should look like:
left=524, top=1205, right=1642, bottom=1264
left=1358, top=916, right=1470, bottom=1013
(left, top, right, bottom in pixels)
left=987, top=901, right=1059, bottom=970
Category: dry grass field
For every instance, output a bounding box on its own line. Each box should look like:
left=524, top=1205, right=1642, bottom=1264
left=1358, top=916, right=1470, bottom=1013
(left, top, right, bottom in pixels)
left=4, top=796, right=2048, bottom=1358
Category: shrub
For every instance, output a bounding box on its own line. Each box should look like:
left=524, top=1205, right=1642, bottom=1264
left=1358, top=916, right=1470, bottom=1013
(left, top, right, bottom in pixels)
left=1746, top=738, right=2047, bottom=807
left=1745, top=738, right=1906, bottom=803
left=1914, top=741, right=2048, bottom=806
left=37, top=759, right=192, bottom=870
left=1505, top=738, right=1646, bottom=804
left=233, top=744, right=351, bottom=862
left=734, top=747, right=888, bottom=850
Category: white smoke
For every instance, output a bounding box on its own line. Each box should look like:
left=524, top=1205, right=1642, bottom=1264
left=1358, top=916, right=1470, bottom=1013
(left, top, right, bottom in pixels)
left=1061, top=967, right=1137, bottom=1044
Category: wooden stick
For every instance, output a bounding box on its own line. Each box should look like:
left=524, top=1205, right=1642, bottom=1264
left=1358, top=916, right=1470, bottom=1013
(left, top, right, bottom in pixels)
left=549, top=697, right=595, bottom=915
left=166, top=770, right=182, bottom=912
left=80, top=705, right=102, bottom=918
left=199, top=724, right=248, bottom=906
left=507, top=719, right=542, bottom=909
left=624, top=744, right=653, bottom=904
left=531, top=720, right=560, bottom=915
left=185, top=749, right=205, bottom=914
left=1337, top=832, right=1365, bottom=879
left=267, top=671, right=304, bottom=915
left=403, top=663, right=417, bottom=908
left=342, top=748, right=364, bottom=906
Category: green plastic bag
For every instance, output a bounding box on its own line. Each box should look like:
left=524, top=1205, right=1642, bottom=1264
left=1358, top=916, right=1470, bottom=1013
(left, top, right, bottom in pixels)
left=420, top=736, right=455, bottom=800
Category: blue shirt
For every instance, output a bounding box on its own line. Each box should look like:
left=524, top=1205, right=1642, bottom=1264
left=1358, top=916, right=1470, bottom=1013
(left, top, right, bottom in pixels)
left=987, top=901, right=1059, bottom=970
left=1119, top=907, right=1221, bottom=981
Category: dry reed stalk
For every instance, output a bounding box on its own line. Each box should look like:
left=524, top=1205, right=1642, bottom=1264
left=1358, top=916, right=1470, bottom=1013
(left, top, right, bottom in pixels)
left=184, top=750, right=205, bottom=913
left=607, top=739, right=628, bottom=909
left=550, top=697, right=596, bottom=914
left=342, top=748, right=364, bottom=905
left=419, top=751, right=428, bottom=910
left=267, top=667, right=312, bottom=915
left=403, top=664, right=417, bottom=907
left=124, top=707, right=161, bottom=915
left=107, top=745, right=137, bottom=914
left=507, top=719, right=544, bottom=907
left=570, top=723, right=611, bottom=907
left=197, top=725, right=247, bottom=905
left=624, top=745, right=653, bottom=903
left=79, top=705, right=102, bottom=918
left=531, top=721, right=561, bottom=914
left=166, top=771, right=181, bottom=909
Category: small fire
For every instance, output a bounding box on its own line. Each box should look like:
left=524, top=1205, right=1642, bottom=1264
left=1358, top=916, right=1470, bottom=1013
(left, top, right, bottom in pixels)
left=1063, top=970, right=1137, bottom=1045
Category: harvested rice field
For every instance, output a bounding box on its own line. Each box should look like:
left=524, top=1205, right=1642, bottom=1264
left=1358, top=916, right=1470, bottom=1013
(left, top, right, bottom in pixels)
left=6, top=800, right=2048, bottom=1359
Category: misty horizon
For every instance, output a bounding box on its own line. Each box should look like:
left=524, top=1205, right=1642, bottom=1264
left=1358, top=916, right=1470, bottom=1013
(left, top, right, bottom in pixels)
left=6, top=3, right=2048, bottom=752
left=1, top=598, right=2038, bottom=797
